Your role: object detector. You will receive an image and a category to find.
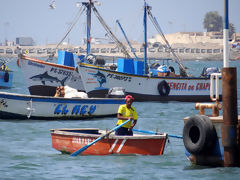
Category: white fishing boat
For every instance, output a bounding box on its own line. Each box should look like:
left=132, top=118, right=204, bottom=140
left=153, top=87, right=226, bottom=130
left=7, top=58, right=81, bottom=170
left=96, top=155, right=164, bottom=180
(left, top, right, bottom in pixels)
left=17, top=0, right=126, bottom=97
left=77, top=2, right=222, bottom=102
left=0, top=91, right=124, bottom=119
left=78, top=62, right=220, bottom=102
left=17, top=54, right=85, bottom=96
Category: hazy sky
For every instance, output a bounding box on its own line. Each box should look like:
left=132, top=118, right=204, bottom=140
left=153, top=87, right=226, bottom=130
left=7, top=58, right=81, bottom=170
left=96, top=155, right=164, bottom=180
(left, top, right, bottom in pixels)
left=1, top=0, right=239, bottom=45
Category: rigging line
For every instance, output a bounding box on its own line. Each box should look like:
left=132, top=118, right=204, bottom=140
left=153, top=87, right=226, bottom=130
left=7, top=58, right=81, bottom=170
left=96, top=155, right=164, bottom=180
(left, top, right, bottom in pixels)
left=92, top=5, right=131, bottom=58
left=147, top=9, right=188, bottom=76
left=55, top=5, right=86, bottom=50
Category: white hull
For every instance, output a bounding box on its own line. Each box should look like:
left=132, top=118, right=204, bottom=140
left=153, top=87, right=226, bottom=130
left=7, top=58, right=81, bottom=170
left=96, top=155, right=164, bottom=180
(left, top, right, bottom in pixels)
left=0, top=91, right=124, bottom=119
left=78, top=63, right=222, bottom=102
left=18, top=55, right=85, bottom=96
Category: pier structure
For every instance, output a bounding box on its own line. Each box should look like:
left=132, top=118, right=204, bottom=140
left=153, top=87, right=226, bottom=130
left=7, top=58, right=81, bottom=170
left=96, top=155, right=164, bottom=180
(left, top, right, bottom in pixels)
left=0, top=43, right=239, bottom=61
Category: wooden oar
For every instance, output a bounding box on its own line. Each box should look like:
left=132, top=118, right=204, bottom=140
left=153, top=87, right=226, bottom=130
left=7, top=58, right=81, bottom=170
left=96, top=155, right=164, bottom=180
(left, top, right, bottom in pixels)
left=71, top=119, right=131, bottom=156
left=132, top=129, right=182, bottom=139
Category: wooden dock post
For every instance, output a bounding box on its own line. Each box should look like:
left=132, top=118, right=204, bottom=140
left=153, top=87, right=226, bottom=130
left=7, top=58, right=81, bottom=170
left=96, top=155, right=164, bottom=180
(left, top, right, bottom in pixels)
left=222, top=67, right=238, bottom=167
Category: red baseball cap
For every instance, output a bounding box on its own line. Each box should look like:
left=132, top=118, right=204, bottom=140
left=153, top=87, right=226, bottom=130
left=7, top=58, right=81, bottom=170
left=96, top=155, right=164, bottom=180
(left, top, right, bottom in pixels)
left=125, top=95, right=134, bottom=101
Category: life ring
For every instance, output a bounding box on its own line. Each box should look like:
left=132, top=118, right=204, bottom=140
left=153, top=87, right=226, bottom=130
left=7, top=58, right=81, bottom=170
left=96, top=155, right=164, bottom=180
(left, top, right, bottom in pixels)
left=183, top=115, right=216, bottom=154
left=157, top=80, right=170, bottom=96
left=4, top=71, right=9, bottom=82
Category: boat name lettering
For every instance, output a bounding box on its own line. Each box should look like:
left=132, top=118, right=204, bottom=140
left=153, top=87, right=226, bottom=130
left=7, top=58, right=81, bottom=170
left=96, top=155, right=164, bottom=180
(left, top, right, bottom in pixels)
left=50, top=68, right=73, bottom=76
left=107, top=74, right=131, bottom=82
left=168, top=82, right=210, bottom=91
left=196, top=83, right=210, bottom=90
left=54, top=104, right=97, bottom=115
left=0, top=99, right=8, bottom=108
left=72, top=137, right=95, bottom=145
left=168, top=82, right=187, bottom=90
left=28, top=61, right=45, bottom=68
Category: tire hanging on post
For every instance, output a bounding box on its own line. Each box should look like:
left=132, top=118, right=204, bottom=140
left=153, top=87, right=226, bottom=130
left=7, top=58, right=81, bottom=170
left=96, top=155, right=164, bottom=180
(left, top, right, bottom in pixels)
left=183, top=115, right=217, bottom=154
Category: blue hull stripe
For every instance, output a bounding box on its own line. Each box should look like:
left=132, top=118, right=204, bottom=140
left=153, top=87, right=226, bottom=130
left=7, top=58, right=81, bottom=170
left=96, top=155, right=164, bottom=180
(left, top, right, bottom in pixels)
left=0, top=93, right=125, bottom=104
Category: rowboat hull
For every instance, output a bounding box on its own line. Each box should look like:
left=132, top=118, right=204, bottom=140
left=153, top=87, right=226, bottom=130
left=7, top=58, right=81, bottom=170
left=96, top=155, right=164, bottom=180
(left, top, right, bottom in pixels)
left=18, top=55, right=85, bottom=96
left=51, top=128, right=168, bottom=155
left=0, top=92, right=124, bottom=119
left=78, top=63, right=222, bottom=102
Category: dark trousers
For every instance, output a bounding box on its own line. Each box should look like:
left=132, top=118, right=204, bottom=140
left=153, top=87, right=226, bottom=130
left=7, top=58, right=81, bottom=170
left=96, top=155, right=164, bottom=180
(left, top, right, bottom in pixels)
left=115, top=127, right=133, bottom=136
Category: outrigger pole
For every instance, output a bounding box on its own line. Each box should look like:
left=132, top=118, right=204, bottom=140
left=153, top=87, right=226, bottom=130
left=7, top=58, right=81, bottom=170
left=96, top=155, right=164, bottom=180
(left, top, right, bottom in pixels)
left=116, top=19, right=139, bottom=60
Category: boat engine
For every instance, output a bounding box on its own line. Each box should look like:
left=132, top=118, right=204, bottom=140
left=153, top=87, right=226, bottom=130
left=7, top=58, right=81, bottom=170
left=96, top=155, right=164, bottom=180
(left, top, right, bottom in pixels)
left=201, top=67, right=220, bottom=78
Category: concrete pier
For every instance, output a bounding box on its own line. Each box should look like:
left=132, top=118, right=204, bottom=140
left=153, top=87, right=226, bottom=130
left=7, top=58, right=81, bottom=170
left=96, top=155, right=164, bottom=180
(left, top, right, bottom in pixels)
left=0, top=43, right=239, bottom=60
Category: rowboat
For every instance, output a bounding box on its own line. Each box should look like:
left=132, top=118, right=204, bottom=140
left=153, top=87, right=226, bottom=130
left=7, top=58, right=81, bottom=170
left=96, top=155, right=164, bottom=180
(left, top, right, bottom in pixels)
left=17, top=53, right=85, bottom=96
left=0, top=91, right=124, bottom=119
left=50, top=128, right=168, bottom=155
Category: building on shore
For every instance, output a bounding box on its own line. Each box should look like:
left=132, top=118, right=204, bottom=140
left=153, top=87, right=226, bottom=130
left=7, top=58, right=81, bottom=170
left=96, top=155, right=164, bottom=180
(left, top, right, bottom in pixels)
left=0, top=32, right=239, bottom=60
left=16, top=37, right=35, bottom=46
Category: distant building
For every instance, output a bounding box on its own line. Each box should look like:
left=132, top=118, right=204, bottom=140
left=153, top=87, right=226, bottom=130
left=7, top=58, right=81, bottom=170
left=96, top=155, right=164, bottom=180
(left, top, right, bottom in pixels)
left=232, top=33, right=240, bottom=43
left=154, top=32, right=224, bottom=45
left=82, top=37, right=114, bottom=45
left=16, top=37, right=35, bottom=46
left=206, top=31, right=223, bottom=39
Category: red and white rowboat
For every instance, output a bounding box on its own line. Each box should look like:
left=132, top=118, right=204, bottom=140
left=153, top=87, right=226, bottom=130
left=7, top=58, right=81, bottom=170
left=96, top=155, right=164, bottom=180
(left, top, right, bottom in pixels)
left=51, top=128, right=168, bottom=155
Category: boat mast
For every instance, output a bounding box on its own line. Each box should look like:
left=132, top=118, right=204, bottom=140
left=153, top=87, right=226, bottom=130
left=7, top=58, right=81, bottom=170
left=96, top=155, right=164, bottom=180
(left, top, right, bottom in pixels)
left=223, top=0, right=229, bottom=67
left=83, top=0, right=92, bottom=55
left=143, top=1, right=148, bottom=75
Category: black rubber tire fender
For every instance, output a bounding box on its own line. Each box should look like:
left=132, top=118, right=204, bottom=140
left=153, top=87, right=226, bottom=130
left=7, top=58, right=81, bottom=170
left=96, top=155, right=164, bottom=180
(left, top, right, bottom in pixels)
left=169, top=66, right=175, bottom=73
left=157, top=80, right=170, bottom=96
left=183, top=115, right=215, bottom=154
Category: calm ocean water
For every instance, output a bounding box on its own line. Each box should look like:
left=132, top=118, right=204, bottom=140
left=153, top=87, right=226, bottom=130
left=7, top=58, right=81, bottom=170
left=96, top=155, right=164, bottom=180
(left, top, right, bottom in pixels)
left=0, top=58, right=240, bottom=180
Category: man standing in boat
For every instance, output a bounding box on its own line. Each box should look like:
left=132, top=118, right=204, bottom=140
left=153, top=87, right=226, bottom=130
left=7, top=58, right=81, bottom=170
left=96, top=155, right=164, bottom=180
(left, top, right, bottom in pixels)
left=115, top=95, right=138, bottom=136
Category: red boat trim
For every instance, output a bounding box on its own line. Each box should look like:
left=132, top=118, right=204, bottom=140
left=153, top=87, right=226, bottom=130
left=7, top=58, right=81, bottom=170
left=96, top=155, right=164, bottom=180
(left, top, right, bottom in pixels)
left=21, top=55, right=75, bottom=70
